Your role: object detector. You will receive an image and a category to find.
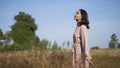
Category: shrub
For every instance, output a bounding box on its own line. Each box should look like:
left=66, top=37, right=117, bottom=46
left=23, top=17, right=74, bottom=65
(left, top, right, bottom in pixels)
left=91, top=46, right=99, bottom=49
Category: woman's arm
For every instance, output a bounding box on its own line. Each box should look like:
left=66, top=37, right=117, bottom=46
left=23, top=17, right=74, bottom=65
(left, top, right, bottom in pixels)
left=80, top=25, right=91, bottom=60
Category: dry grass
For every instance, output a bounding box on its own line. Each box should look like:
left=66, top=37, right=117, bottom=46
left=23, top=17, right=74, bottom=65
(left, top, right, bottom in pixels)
left=0, top=49, right=120, bottom=68
left=91, top=49, right=120, bottom=68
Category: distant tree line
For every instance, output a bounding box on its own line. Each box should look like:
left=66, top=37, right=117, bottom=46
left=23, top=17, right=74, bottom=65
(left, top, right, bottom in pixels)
left=91, top=33, right=120, bottom=49
left=0, top=11, right=71, bottom=51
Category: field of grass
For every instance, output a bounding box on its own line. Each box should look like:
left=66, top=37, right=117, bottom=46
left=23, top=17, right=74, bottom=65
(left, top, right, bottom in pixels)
left=0, top=49, right=120, bottom=68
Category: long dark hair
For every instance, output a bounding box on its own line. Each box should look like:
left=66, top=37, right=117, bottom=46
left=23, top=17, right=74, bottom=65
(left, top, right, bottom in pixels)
left=79, top=9, right=90, bottom=29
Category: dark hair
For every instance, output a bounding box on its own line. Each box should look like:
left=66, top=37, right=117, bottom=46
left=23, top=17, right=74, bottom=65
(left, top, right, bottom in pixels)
left=79, top=9, right=90, bottom=29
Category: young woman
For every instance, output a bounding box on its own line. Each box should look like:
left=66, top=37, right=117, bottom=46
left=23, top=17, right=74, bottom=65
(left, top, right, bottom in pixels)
left=72, top=9, right=92, bottom=68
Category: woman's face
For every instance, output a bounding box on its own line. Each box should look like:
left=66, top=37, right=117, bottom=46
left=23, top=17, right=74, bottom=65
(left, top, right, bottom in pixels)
left=74, top=10, right=82, bottom=22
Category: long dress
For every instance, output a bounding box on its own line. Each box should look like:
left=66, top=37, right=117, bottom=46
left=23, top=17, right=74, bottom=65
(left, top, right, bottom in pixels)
left=72, top=24, right=92, bottom=68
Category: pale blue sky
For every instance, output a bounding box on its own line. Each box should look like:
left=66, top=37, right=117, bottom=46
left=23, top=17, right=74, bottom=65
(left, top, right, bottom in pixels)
left=0, top=0, right=120, bottom=48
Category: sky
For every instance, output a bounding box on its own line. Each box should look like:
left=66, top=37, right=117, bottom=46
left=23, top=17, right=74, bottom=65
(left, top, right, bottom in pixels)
left=0, top=0, right=120, bottom=48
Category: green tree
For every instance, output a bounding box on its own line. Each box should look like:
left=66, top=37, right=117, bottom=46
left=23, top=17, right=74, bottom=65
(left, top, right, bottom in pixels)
left=52, top=41, right=59, bottom=50
left=33, top=36, right=40, bottom=45
left=117, top=43, right=120, bottom=49
left=0, top=28, right=10, bottom=47
left=59, top=46, right=62, bottom=50
left=40, top=39, right=49, bottom=49
left=9, top=12, right=38, bottom=49
left=67, top=41, right=70, bottom=49
left=0, top=28, right=5, bottom=40
left=31, top=35, right=40, bottom=48
left=62, top=42, right=65, bottom=49
left=109, top=33, right=118, bottom=48
left=0, top=28, right=3, bottom=47
left=0, top=28, right=3, bottom=37
left=7, top=12, right=39, bottom=50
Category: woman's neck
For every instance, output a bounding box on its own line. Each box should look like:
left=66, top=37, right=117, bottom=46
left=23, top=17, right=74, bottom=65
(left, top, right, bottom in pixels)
left=76, top=19, right=81, bottom=23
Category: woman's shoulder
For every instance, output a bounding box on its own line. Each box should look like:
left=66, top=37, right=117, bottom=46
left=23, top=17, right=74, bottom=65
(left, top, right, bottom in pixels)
left=80, top=25, right=87, bottom=29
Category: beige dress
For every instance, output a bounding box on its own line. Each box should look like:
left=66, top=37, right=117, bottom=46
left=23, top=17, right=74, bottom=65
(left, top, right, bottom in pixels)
left=72, top=25, right=92, bottom=68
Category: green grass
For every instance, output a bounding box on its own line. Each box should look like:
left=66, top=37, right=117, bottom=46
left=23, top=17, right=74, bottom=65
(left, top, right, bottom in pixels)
left=0, top=49, right=120, bottom=68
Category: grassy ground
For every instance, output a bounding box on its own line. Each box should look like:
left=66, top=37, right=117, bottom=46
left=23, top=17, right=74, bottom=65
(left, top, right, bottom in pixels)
left=0, top=49, right=120, bottom=68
